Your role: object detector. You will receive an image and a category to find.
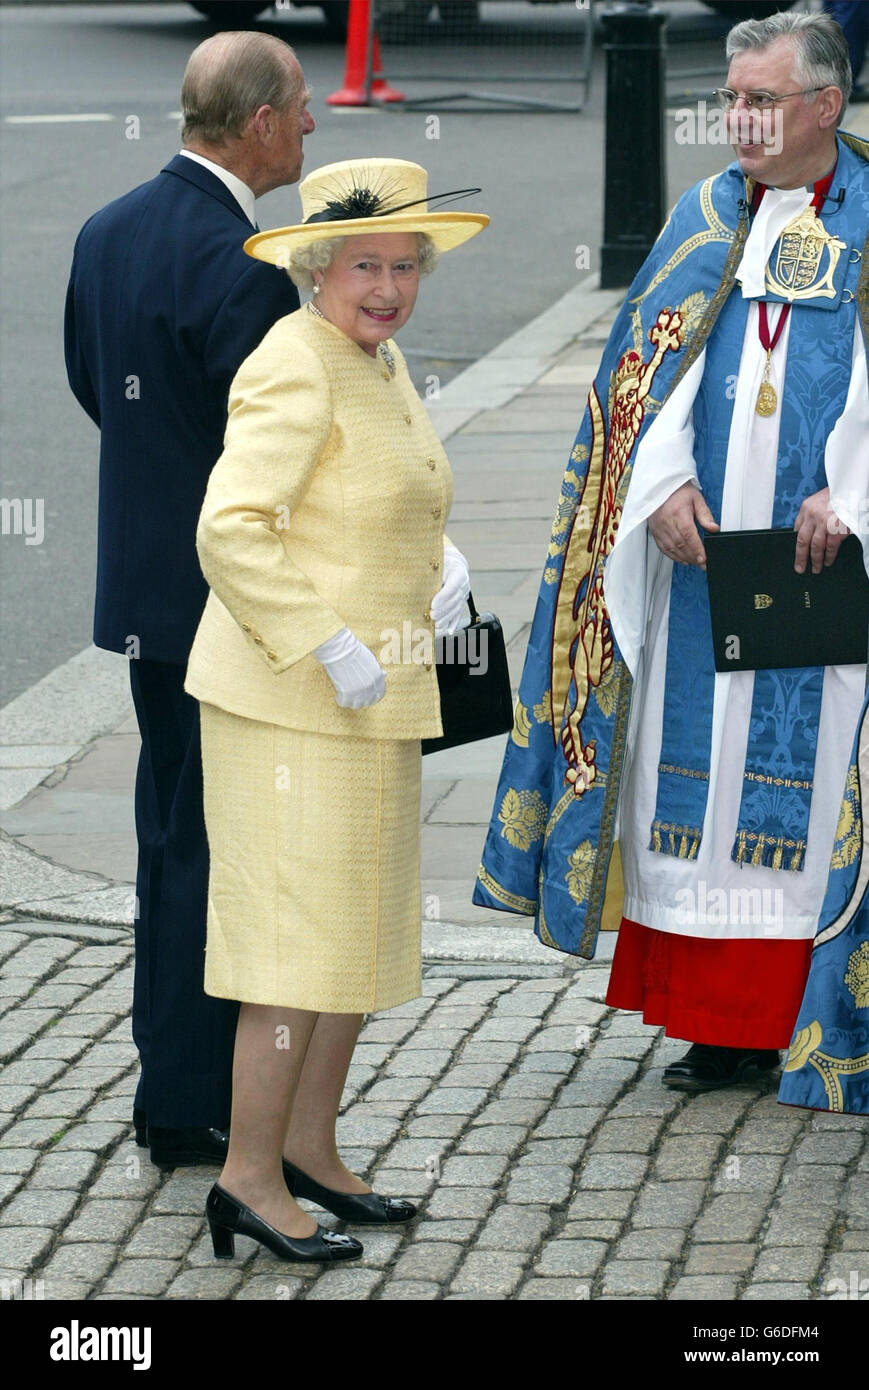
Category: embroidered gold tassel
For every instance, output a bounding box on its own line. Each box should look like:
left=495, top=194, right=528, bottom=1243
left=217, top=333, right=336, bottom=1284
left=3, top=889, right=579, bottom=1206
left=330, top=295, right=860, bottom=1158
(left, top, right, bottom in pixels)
left=772, top=839, right=783, bottom=871
left=652, top=828, right=661, bottom=852
left=751, top=837, right=764, bottom=866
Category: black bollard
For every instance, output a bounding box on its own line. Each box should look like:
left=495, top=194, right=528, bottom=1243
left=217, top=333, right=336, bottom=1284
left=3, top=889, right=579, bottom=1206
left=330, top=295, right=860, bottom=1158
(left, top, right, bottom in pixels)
left=599, top=1, right=668, bottom=288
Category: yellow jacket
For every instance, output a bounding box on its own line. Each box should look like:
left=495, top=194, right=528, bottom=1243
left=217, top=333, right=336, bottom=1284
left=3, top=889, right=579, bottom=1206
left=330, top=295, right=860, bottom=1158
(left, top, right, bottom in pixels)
left=184, top=305, right=454, bottom=739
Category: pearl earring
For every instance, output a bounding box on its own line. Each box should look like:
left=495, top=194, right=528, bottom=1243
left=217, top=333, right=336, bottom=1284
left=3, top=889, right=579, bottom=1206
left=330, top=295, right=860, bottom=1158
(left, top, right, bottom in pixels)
left=312, top=284, right=320, bottom=295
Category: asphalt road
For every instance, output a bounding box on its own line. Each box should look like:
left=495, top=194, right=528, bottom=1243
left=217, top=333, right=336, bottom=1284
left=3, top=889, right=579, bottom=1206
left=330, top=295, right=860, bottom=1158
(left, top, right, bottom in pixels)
left=0, top=0, right=736, bottom=706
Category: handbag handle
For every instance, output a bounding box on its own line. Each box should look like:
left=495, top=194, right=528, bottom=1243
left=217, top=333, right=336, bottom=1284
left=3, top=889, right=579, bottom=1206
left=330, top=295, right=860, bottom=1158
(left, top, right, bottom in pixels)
left=466, top=590, right=480, bottom=625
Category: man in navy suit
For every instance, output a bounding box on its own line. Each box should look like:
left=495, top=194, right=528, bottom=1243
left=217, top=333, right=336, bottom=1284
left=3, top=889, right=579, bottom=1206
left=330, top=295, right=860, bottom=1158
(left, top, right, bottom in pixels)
left=64, top=31, right=314, bottom=1167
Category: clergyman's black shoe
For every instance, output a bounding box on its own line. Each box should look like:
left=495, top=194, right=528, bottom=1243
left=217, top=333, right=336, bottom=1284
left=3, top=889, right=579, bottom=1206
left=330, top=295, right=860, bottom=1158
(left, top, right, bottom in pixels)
left=206, top=1183, right=363, bottom=1263
left=663, top=1044, right=781, bottom=1092
left=282, top=1158, right=417, bottom=1224
left=148, top=1126, right=230, bottom=1169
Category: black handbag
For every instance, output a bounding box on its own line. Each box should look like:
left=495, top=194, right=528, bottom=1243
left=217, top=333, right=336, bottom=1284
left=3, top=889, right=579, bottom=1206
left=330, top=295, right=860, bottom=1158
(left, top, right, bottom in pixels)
left=421, top=591, right=515, bottom=756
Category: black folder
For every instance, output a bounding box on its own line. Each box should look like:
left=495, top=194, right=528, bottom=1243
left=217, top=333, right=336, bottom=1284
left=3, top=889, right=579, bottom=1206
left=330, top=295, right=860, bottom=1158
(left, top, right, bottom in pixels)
left=704, top=528, right=869, bottom=672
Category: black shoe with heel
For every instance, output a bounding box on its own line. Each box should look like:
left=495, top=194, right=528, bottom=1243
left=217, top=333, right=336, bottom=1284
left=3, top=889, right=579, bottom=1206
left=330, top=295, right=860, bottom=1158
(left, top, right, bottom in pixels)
left=206, top=1183, right=363, bottom=1262
left=282, top=1158, right=417, bottom=1224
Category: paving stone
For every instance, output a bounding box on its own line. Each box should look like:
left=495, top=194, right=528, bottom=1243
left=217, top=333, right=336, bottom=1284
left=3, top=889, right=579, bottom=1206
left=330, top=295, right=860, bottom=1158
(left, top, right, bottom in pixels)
left=535, top=1239, right=607, bottom=1277
left=365, top=1167, right=435, bottom=1198
left=124, top=1216, right=203, bottom=1259
left=458, top=1041, right=523, bottom=1065
left=632, top=1182, right=706, bottom=1229
left=404, top=1114, right=467, bottom=1140
left=165, top=1268, right=243, bottom=1299
left=763, top=1212, right=837, bottom=1247
left=616, top=1228, right=685, bottom=1261
left=392, top=1242, right=462, bottom=1282
left=425, top=1188, right=496, bottom=1220
left=414, top=1088, right=488, bottom=1115
left=355, top=1230, right=404, bottom=1267
left=518, top=1277, right=591, bottom=1300
left=505, top=1166, right=573, bottom=1206
left=1, top=1118, right=72, bottom=1148
left=498, top=1075, right=562, bottom=1099
left=457, top=1125, right=527, bottom=1155
left=350, top=1043, right=394, bottom=1068
left=450, top=1250, right=526, bottom=1295
left=304, top=1267, right=382, bottom=1299
left=560, top=1220, right=624, bottom=1241
left=517, top=1053, right=578, bottom=1075
left=742, top=1282, right=812, bottom=1300
left=567, top=1190, right=634, bottom=1222
left=558, top=1066, right=635, bottom=1107
left=839, top=1233, right=869, bottom=1251
left=101, top=1259, right=178, bottom=1296
left=413, top=1219, right=477, bottom=1243
left=670, top=1276, right=740, bottom=1300
left=438, top=1064, right=509, bottom=1088
left=523, top=1138, right=586, bottom=1166
left=403, top=1030, right=465, bottom=1050
left=378, top=1138, right=451, bottom=1170
left=472, top=1018, right=541, bottom=1043
left=236, top=1275, right=306, bottom=1300
left=818, top=1251, right=869, bottom=1284
left=151, top=1176, right=211, bottom=1216
left=525, top=1026, right=584, bottom=1052
left=383, top=1050, right=453, bottom=1078
left=336, top=1111, right=404, bottom=1146
left=684, top=1243, right=757, bottom=1275
left=590, top=1118, right=664, bottom=1153
left=474, top=1099, right=548, bottom=1128
left=2, top=1188, right=79, bottom=1226
left=52, top=1121, right=128, bottom=1151
left=23, top=1091, right=92, bottom=1119
left=0, top=1147, right=39, bottom=1174
left=379, top=1280, right=440, bottom=1299
left=590, top=1036, right=657, bottom=1061
left=712, top=1152, right=786, bottom=1193
left=534, top=1108, right=603, bottom=1140
left=62, top=1199, right=144, bottom=1243
left=40, top=1277, right=94, bottom=1299
left=29, top=1150, right=100, bottom=1189
left=0, top=1226, right=53, bottom=1268
left=601, top=1259, right=669, bottom=1296
left=475, top=1204, right=551, bottom=1251
left=438, top=1154, right=511, bottom=1187
left=576, top=1154, right=649, bottom=1190
left=609, top=1090, right=683, bottom=1119
left=753, top=1246, right=825, bottom=1282
left=45, top=1014, right=117, bottom=1038
left=653, top=1136, right=722, bottom=1181
left=730, top=1119, right=807, bottom=1153
left=691, top=1196, right=769, bottom=1243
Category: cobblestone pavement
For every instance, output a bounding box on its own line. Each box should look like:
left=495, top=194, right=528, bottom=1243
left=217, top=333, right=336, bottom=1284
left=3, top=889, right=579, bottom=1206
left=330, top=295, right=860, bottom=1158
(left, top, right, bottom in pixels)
left=1, top=919, right=867, bottom=1302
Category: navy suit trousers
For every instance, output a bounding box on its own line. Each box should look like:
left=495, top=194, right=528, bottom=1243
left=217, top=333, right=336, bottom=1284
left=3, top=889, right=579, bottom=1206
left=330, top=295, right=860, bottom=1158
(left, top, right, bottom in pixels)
left=128, top=657, right=237, bottom=1128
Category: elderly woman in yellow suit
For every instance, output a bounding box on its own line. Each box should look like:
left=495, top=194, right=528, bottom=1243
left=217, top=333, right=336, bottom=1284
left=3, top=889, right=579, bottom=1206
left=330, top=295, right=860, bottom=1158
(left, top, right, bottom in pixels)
left=184, top=158, right=488, bottom=1262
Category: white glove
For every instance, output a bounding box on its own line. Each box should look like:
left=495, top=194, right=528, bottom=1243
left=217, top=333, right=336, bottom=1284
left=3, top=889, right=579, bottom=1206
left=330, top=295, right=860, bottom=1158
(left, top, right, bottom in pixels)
left=314, top=627, right=386, bottom=709
left=430, top=543, right=471, bottom=637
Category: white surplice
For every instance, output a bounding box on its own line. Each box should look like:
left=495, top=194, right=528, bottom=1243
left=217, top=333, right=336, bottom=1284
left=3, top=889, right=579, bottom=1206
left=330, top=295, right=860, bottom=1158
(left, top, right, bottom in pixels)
left=603, top=186, right=869, bottom=943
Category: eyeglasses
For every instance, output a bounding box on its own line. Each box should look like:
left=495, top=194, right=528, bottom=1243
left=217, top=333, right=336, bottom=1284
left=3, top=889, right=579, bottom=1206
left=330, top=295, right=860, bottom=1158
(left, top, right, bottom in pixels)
left=713, top=87, right=827, bottom=111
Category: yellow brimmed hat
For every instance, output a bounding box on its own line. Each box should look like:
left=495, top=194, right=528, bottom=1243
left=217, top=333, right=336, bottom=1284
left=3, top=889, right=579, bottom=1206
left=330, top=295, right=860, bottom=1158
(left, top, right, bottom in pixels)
left=243, top=157, right=489, bottom=265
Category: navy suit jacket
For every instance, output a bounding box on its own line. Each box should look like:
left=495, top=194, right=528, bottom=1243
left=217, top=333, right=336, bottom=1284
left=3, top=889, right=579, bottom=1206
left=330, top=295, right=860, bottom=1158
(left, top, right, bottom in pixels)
left=65, top=154, right=300, bottom=664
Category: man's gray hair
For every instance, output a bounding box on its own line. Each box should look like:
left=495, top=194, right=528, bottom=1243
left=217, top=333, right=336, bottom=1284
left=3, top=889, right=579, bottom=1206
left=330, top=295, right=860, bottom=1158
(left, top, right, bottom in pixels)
left=287, top=233, right=440, bottom=293
left=726, top=9, right=851, bottom=108
left=181, top=32, right=301, bottom=145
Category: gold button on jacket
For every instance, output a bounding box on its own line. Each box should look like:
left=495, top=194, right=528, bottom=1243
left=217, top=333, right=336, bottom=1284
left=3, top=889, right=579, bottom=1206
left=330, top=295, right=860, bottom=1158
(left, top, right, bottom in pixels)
left=184, top=308, right=454, bottom=740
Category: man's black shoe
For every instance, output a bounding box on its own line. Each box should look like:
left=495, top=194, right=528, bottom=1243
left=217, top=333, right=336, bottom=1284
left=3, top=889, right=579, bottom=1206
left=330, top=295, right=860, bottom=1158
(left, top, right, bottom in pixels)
left=663, top=1043, right=781, bottom=1092
left=147, top=1126, right=229, bottom=1169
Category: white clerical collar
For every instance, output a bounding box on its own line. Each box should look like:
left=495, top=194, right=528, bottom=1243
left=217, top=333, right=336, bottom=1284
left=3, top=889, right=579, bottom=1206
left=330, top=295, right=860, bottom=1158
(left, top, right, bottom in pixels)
left=736, top=184, right=812, bottom=298
left=178, top=149, right=257, bottom=227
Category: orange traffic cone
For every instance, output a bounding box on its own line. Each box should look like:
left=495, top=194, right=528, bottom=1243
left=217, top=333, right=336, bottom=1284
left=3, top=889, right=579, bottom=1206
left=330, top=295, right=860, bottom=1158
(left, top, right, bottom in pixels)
left=327, top=0, right=405, bottom=105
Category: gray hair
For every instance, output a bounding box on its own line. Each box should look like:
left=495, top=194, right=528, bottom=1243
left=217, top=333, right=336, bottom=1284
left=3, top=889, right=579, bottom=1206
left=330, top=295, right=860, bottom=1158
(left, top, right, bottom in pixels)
left=181, top=32, right=301, bottom=145
left=726, top=9, right=851, bottom=108
left=287, top=232, right=440, bottom=293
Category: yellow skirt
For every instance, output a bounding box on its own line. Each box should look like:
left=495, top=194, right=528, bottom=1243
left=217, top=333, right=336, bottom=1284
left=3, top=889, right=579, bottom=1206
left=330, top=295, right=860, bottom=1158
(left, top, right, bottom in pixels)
left=198, top=702, right=423, bottom=1013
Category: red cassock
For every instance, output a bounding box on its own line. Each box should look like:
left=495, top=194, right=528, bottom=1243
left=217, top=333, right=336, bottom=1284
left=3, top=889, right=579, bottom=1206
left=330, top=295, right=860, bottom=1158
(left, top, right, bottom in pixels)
left=606, top=918, right=812, bottom=1049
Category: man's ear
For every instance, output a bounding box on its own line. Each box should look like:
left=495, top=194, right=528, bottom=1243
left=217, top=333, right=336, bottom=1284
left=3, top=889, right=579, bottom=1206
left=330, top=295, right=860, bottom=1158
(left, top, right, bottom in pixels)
left=248, top=104, right=274, bottom=143
left=818, top=85, right=843, bottom=129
